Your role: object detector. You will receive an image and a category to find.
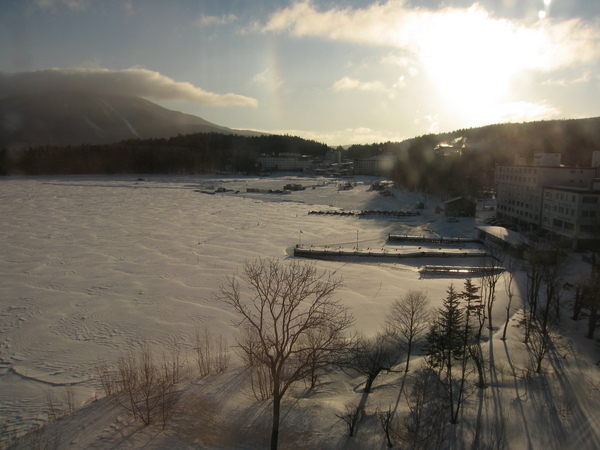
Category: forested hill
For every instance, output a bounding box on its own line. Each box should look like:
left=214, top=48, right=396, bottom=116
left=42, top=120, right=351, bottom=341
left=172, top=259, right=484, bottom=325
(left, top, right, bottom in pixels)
left=0, top=132, right=330, bottom=176
left=345, top=117, right=600, bottom=197
left=347, top=117, right=600, bottom=166
left=416, top=117, right=600, bottom=167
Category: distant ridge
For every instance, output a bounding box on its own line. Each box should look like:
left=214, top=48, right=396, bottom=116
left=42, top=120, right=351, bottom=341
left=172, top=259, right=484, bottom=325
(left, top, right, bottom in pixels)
left=400, top=117, right=600, bottom=167
left=0, top=91, right=263, bottom=149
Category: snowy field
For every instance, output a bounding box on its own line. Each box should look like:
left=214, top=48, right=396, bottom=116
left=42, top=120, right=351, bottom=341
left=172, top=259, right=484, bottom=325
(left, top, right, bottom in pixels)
left=1, top=174, right=599, bottom=448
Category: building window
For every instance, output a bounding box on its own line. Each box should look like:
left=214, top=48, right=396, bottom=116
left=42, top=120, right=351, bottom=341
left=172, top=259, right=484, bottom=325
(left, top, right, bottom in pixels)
left=581, top=224, right=600, bottom=233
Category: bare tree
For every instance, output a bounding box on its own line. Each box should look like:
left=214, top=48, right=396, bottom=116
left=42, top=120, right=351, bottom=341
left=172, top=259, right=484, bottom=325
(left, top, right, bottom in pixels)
left=571, top=280, right=584, bottom=321
left=526, top=319, right=557, bottom=373
left=392, top=367, right=448, bottom=450
left=501, top=255, right=519, bottom=340
left=98, top=343, right=184, bottom=428
left=217, top=258, right=353, bottom=450
left=480, top=252, right=502, bottom=330
left=378, top=406, right=395, bottom=448
left=64, top=384, right=76, bottom=415
left=522, top=243, right=555, bottom=343
left=522, top=251, right=570, bottom=373
left=115, top=344, right=162, bottom=426
left=540, top=251, right=570, bottom=328
left=387, top=290, right=431, bottom=372
left=341, top=330, right=401, bottom=393
left=469, top=412, right=508, bottom=450
left=300, top=326, right=344, bottom=389
left=336, top=401, right=364, bottom=437
left=582, top=270, right=600, bottom=339
left=461, top=279, right=486, bottom=388
left=193, top=327, right=230, bottom=376
left=237, top=323, right=274, bottom=401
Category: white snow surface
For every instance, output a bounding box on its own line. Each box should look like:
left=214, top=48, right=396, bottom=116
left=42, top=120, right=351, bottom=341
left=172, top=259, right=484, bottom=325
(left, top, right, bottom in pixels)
left=0, top=174, right=599, bottom=449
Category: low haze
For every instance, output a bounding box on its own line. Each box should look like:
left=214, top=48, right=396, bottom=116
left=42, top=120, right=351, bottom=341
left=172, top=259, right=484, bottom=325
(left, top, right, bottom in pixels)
left=1, top=0, right=599, bottom=145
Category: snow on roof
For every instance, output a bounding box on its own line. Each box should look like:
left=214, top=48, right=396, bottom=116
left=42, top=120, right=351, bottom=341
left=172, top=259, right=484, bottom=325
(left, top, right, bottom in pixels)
left=475, top=225, right=530, bottom=246
left=444, top=196, right=474, bottom=204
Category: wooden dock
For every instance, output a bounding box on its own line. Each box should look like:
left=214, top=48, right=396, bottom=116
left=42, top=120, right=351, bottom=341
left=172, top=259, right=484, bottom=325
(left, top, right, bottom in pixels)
left=293, top=247, right=488, bottom=261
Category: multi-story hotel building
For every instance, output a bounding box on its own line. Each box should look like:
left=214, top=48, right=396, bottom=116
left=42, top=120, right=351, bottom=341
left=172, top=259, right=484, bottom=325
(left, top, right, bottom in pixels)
left=495, top=152, right=600, bottom=249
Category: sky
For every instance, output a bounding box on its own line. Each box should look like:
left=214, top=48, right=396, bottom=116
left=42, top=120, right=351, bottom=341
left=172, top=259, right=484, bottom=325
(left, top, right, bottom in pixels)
left=1, top=0, right=599, bottom=146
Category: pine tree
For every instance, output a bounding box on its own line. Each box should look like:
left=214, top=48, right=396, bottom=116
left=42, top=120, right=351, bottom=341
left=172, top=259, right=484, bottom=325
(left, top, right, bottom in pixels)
left=425, top=283, right=475, bottom=423
left=426, top=284, right=465, bottom=370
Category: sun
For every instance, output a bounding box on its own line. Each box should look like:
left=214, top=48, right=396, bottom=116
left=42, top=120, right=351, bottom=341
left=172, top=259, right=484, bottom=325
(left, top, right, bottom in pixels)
left=410, top=6, right=548, bottom=125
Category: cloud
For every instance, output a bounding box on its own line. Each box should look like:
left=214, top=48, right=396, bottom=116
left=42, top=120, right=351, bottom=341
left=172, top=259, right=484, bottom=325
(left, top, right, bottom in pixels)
left=261, top=1, right=600, bottom=74
left=252, top=68, right=284, bottom=89
left=197, top=14, right=238, bottom=27
left=542, top=71, right=595, bottom=86
left=332, top=76, right=387, bottom=92
left=0, top=68, right=258, bottom=107
left=482, top=101, right=561, bottom=124
left=34, top=0, right=90, bottom=10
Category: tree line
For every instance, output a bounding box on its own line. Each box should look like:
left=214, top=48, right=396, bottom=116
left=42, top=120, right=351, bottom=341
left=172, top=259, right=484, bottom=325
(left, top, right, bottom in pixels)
left=0, top=132, right=330, bottom=176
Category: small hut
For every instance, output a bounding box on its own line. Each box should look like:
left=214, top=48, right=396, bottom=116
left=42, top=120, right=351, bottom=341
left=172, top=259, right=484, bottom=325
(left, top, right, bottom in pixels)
left=444, top=197, right=476, bottom=217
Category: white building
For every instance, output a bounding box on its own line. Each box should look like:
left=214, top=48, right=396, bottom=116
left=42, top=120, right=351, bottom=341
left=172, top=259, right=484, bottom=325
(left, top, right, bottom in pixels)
left=495, top=152, right=597, bottom=231
left=353, top=154, right=397, bottom=176
left=258, top=153, right=311, bottom=172
left=541, top=182, right=600, bottom=249
left=495, top=152, right=600, bottom=250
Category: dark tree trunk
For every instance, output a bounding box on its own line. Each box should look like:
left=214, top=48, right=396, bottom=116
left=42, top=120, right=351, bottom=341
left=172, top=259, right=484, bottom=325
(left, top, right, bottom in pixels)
left=405, top=341, right=413, bottom=372
left=364, top=369, right=381, bottom=393
left=364, top=376, right=375, bottom=393
left=271, top=395, right=281, bottom=450
left=572, top=286, right=582, bottom=321
left=587, top=308, right=598, bottom=339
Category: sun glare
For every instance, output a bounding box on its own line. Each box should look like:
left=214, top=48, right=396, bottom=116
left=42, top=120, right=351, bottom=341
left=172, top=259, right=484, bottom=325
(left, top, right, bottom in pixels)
left=407, top=6, right=552, bottom=125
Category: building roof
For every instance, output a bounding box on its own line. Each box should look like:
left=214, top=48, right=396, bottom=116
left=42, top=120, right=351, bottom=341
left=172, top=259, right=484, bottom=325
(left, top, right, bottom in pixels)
left=445, top=196, right=475, bottom=204
left=475, top=226, right=530, bottom=247
left=543, top=185, right=600, bottom=194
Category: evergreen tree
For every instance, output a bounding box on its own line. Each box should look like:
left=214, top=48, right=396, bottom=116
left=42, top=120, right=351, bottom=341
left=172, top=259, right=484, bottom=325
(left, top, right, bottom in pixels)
left=425, top=284, right=465, bottom=370
left=425, top=283, right=475, bottom=423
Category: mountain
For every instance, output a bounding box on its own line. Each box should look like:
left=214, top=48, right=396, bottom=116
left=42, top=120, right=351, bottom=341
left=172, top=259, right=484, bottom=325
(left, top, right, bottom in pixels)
left=0, top=91, right=262, bottom=149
